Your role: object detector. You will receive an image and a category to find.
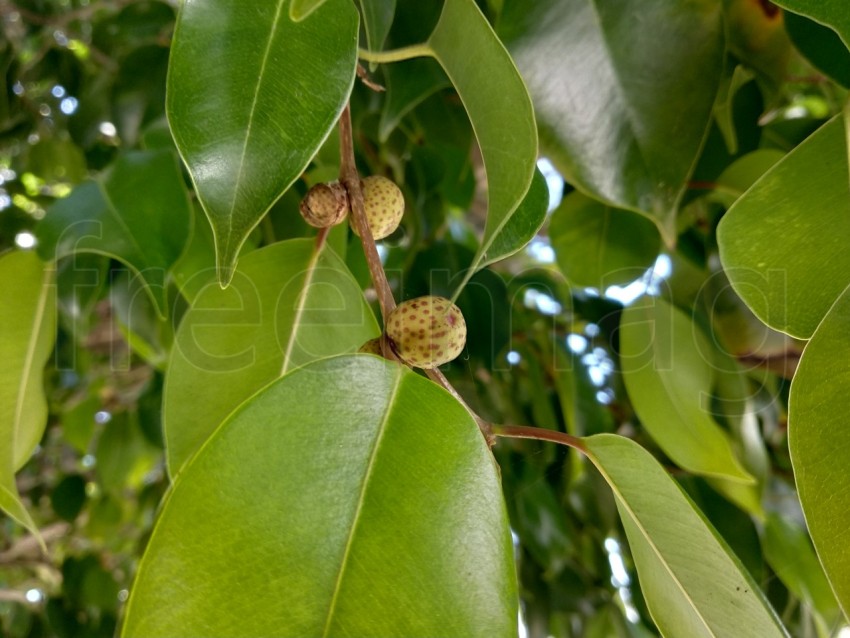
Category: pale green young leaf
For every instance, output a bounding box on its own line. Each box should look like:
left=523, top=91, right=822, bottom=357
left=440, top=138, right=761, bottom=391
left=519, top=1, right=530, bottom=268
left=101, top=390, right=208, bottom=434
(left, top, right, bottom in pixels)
left=620, top=296, right=753, bottom=482
left=125, top=357, right=517, bottom=637
left=164, top=239, right=379, bottom=475
left=584, top=434, right=788, bottom=637
left=167, top=0, right=358, bottom=285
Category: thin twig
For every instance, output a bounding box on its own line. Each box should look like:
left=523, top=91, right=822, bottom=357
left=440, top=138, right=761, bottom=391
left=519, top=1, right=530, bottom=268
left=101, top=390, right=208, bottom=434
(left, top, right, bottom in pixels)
left=338, top=104, right=396, bottom=322
left=492, top=424, right=587, bottom=452
left=356, top=64, right=385, bottom=92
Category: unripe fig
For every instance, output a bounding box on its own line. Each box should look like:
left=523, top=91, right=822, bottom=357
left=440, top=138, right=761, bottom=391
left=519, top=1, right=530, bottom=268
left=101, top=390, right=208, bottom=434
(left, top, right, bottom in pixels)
left=358, top=337, right=383, bottom=356
left=352, top=175, right=404, bottom=240
left=299, top=182, right=348, bottom=228
left=386, top=296, right=466, bottom=369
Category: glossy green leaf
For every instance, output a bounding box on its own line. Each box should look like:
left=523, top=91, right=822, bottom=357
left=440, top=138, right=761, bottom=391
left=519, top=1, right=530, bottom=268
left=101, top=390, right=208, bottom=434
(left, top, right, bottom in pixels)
left=784, top=12, right=850, bottom=87
left=378, top=58, right=450, bottom=141
left=498, top=0, right=723, bottom=242
left=477, top=166, right=548, bottom=269
left=788, top=283, right=850, bottom=616
left=620, top=296, right=753, bottom=482
left=37, top=150, right=190, bottom=317
left=164, top=239, right=379, bottom=475
left=427, top=0, right=538, bottom=272
left=549, top=192, right=661, bottom=289
left=774, top=0, right=850, bottom=49
left=289, top=0, right=327, bottom=21
left=0, top=251, right=56, bottom=536
left=583, top=434, right=787, bottom=637
left=763, top=513, right=840, bottom=626
left=359, top=0, right=396, bottom=60
left=167, top=0, right=358, bottom=285
left=718, top=117, right=850, bottom=339
left=125, top=356, right=517, bottom=637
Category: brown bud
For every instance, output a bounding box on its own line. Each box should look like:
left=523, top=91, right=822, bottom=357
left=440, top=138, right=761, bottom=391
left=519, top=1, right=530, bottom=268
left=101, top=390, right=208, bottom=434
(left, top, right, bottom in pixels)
left=299, top=182, right=349, bottom=228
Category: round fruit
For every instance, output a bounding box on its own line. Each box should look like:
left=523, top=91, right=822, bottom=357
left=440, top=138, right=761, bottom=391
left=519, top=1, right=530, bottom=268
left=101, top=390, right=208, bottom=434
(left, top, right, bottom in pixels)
left=351, top=175, right=404, bottom=240
left=358, top=337, right=383, bottom=356
left=386, top=296, right=466, bottom=369
left=299, top=182, right=348, bottom=228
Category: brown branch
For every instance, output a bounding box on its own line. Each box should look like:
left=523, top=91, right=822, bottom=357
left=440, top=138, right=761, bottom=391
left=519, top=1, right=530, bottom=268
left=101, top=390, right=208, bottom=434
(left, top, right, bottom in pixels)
left=338, top=104, right=396, bottom=322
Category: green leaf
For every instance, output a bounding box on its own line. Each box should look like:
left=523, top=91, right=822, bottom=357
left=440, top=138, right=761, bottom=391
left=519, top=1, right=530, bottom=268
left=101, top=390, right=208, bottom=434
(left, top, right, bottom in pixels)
left=289, top=0, right=327, bottom=21
left=583, top=434, right=787, bottom=637
left=549, top=192, right=661, bottom=289
left=359, top=0, right=396, bottom=60
left=164, top=239, right=379, bottom=475
left=124, top=356, right=517, bottom=637
left=620, top=296, right=753, bottom=483
left=788, top=283, right=850, bottom=617
left=167, top=0, right=358, bottom=285
left=774, top=0, right=850, bottom=49
left=498, top=0, right=724, bottom=242
left=37, top=150, right=191, bottom=317
left=427, top=0, right=538, bottom=275
left=477, top=166, right=549, bottom=269
left=0, top=251, right=56, bottom=537
left=762, top=513, right=840, bottom=626
left=784, top=12, right=850, bottom=87
left=718, top=117, right=850, bottom=339
left=378, top=58, right=450, bottom=141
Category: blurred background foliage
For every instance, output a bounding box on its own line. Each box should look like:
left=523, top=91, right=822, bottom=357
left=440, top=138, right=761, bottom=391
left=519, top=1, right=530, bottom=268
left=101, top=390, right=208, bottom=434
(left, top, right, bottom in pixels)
left=0, top=0, right=847, bottom=636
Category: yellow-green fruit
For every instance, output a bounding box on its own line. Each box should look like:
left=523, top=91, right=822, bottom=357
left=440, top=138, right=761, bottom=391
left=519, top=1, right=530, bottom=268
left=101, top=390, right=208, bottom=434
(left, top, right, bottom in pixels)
left=352, top=176, right=404, bottom=240
left=299, top=182, right=348, bottom=228
left=386, top=296, right=466, bottom=369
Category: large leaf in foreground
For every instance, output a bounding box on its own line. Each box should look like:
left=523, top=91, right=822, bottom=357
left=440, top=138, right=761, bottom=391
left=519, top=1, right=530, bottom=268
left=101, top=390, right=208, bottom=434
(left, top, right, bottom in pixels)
left=789, top=284, right=850, bottom=617
left=0, top=251, right=56, bottom=536
left=124, top=356, right=517, bottom=637
left=164, top=239, right=378, bottom=475
left=718, top=116, right=850, bottom=339
left=583, top=434, right=787, bottom=637
left=37, top=150, right=190, bottom=317
left=620, top=296, right=752, bottom=482
left=168, top=0, right=358, bottom=285
left=427, top=0, right=538, bottom=276
left=498, top=0, right=723, bottom=242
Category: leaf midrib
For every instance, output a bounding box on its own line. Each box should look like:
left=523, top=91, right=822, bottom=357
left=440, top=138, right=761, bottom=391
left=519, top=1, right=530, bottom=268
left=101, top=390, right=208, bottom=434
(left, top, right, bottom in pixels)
left=591, top=458, right=716, bottom=636
left=225, top=0, right=287, bottom=248
left=321, top=367, right=403, bottom=635
left=280, top=242, right=326, bottom=375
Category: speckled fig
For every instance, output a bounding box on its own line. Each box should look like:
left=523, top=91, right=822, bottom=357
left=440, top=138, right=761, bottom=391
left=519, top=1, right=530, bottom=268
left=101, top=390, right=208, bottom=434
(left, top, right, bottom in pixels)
left=299, top=181, right=348, bottom=228
left=386, top=296, right=466, bottom=369
left=357, top=337, right=383, bottom=356
left=352, top=175, right=404, bottom=240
